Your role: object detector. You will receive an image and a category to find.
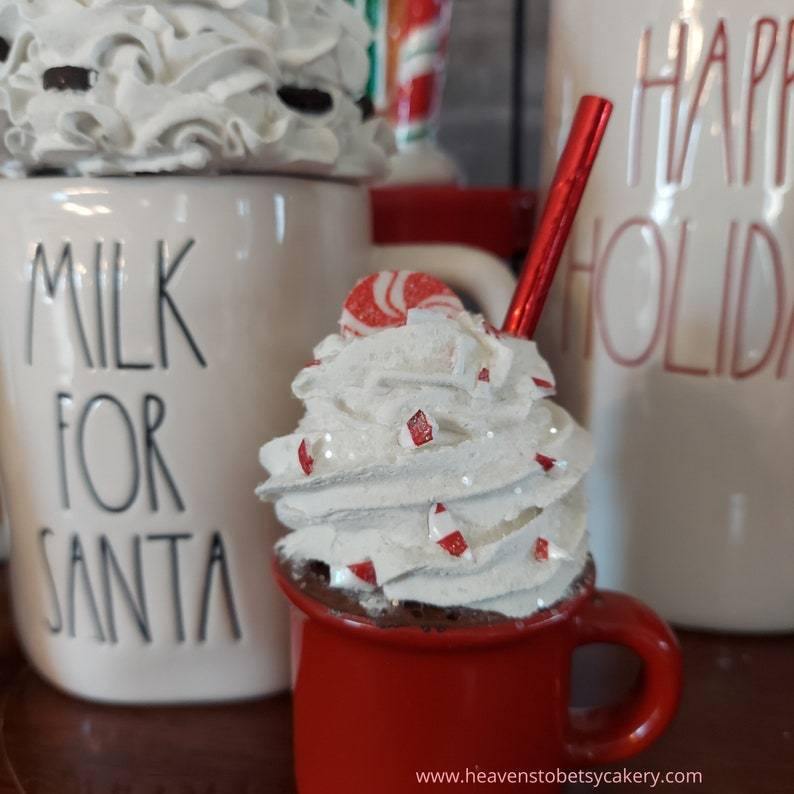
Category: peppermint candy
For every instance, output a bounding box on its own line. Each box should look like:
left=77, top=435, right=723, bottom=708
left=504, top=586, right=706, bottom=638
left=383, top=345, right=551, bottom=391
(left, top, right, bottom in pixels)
left=428, top=503, right=473, bottom=560
left=340, top=271, right=463, bottom=337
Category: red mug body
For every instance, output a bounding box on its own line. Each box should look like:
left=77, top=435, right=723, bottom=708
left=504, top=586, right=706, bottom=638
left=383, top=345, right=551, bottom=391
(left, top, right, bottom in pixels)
left=275, top=562, right=681, bottom=793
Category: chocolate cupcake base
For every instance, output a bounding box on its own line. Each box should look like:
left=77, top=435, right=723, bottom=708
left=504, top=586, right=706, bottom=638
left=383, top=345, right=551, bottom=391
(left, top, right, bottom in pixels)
left=277, top=555, right=594, bottom=631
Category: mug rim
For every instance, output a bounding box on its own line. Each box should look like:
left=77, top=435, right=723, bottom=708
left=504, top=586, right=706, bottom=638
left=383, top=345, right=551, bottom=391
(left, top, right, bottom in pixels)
left=2, top=171, right=362, bottom=187
left=273, top=557, right=596, bottom=650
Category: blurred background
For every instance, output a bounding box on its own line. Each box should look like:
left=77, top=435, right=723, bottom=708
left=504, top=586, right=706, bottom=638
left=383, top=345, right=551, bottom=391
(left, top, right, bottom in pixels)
left=439, top=0, right=549, bottom=187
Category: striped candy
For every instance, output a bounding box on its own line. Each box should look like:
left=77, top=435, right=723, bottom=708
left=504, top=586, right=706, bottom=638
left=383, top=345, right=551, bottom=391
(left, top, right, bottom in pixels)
left=340, top=270, right=463, bottom=337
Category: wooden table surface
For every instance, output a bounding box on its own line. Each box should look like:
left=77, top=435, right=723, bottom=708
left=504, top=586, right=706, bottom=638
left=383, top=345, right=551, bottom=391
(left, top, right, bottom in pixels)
left=0, top=566, right=790, bottom=794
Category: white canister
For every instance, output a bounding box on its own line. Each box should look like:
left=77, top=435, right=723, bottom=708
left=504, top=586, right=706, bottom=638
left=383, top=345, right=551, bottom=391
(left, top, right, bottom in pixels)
left=540, top=0, right=794, bottom=632
left=0, top=175, right=514, bottom=702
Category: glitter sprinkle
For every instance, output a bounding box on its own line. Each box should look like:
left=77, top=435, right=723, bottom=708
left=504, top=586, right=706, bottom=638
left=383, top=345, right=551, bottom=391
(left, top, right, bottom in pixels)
left=461, top=475, right=472, bottom=487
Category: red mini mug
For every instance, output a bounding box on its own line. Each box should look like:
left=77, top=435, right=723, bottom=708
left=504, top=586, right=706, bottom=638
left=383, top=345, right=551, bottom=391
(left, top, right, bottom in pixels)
left=275, top=562, right=682, bottom=793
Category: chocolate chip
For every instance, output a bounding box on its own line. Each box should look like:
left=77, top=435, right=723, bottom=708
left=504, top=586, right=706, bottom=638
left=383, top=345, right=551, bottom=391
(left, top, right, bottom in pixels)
left=0, top=38, right=9, bottom=63
left=356, top=95, right=375, bottom=120
left=29, top=167, right=66, bottom=177
left=277, top=85, right=333, bottom=114
left=43, top=66, right=96, bottom=92
left=306, top=559, right=330, bottom=583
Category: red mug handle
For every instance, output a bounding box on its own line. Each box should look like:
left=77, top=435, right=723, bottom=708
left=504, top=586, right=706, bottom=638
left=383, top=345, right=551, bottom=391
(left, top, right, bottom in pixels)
left=564, top=590, right=682, bottom=766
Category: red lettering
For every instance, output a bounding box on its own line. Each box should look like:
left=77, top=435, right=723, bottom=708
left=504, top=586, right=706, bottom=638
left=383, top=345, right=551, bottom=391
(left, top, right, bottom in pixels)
left=676, top=19, right=734, bottom=184
left=562, top=219, right=601, bottom=357
left=595, top=218, right=667, bottom=367
left=744, top=18, right=779, bottom=184
left=776, top=20, right=794, bottom=186
left=731, top=223, right=785, bottom=379
left=663, top=221, right=710, bottom=376
left=776, top=306, right=794, bottom=379
left=716, top=221, right=739, bottom=375
left=629, top=23, right=688, bottom=186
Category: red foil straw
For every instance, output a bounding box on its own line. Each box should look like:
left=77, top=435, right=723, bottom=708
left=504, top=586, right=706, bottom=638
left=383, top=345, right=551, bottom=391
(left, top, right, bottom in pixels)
left=502, top=95, right=613, bottom=338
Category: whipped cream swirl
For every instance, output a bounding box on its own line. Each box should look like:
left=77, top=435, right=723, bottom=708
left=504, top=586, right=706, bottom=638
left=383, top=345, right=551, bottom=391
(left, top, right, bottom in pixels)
left=258, top=309, right=593, bottom=618
left=0, top=0, right=394, bottom=178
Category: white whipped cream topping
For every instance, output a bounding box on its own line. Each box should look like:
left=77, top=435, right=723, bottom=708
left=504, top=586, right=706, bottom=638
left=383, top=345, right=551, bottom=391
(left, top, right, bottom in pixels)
left=0, top=0, right=394, bottom=177
left=258, top=310, right=594, bottom=618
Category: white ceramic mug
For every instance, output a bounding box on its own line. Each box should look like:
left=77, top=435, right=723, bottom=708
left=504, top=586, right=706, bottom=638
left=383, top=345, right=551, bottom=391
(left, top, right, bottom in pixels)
left=0, top=175, right=515, bottom=703
left=541, top=0, right=794, bottom=631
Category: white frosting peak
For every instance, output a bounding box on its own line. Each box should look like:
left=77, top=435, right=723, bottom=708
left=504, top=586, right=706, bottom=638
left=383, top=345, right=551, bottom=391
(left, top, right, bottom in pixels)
left=258, top=310, right=593, bottom=618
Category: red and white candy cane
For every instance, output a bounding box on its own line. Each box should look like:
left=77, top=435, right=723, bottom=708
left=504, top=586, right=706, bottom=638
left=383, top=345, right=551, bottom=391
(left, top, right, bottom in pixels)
left=340, top=270, right=463, bottom=337
left=389, top=0, right=453, bottom=146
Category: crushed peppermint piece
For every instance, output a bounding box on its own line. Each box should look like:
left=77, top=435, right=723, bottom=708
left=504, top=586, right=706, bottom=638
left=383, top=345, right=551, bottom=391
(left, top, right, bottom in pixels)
left=298, top=439, right=314, bottom=475
left=400, top=409, right=436, bottom=448
left=535, top=453, right=556, bottom=472
left=478, top=367, right=490, bottom=383
left=437, top=530, right=473, bottom=559
left=532, top=377, right=555, bottom=394
left=482, top=321, right=502, bottom=338
left=348, top=560, right=377, bottom=586
left=330, top=561, right=377, bottom=590
left=429, top=504, right=474, bottom=560
left=533, top=537, right=549, bottom=561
